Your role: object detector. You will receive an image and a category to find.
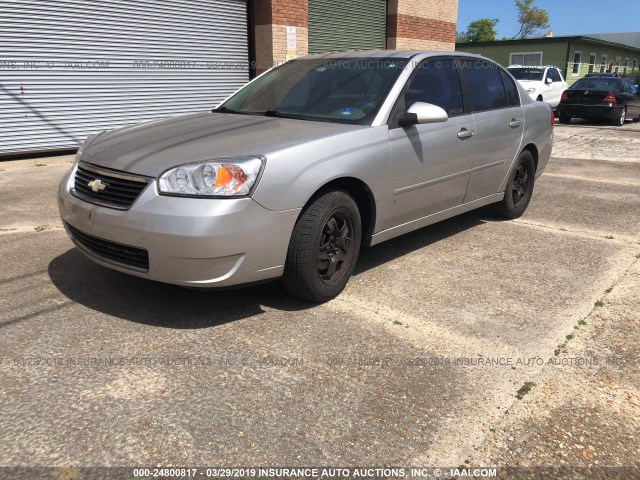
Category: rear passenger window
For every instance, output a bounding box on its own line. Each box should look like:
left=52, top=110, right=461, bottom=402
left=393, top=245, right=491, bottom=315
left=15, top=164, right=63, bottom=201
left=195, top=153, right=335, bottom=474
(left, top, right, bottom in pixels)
left=500, top=70, right=520, bottom=107
left=403, top=59, right=465, bottom=117
left=462, top=60, right=508, bottom=112
left=624, top=81, right=636, bottom=94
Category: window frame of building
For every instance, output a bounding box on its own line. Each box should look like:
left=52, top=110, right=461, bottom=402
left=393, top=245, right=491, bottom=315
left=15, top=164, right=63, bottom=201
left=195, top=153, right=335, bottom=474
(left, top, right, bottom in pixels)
left=509, top=51, right=543, bottom=66
left=623, top=58, right=629, bottom=75
left=572, top=51, right=582, bottom=76
left=588, top=53, right=596, bottom=74
left=633, top=59, right=638, bottom=74
left=615, top=57, right=621, bottom=73
left=600, top=55, right=608, bottom=73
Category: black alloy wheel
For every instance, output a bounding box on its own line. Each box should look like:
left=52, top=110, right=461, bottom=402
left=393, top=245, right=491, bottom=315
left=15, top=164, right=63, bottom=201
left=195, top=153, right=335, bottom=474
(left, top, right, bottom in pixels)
left=511, top=163, right=531, bottom=208
left=316, top=211, right=355, bottom=286
left=283, top=190, right=362, bottom=302
left=492, top=150, right=536, bottom=219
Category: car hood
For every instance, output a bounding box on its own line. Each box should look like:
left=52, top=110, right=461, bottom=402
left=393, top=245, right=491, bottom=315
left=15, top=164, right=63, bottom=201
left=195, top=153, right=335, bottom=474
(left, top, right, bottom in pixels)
left=516, top=80, right=544, bottom=85
left=80, top=112, right=365, bottom=177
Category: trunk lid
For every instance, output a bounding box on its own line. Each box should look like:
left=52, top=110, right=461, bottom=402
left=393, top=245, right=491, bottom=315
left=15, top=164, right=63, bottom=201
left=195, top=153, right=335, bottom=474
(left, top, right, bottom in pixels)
left=565, top=89, right=614, bottom=105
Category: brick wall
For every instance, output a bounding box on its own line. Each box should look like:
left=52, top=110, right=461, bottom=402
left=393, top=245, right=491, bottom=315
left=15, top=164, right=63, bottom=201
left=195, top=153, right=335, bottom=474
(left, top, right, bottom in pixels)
left=387, top=0, right=458, bottom=50
left=252, top=0, right=309, bottom=75
left=251, top=0, right=459, bottom=75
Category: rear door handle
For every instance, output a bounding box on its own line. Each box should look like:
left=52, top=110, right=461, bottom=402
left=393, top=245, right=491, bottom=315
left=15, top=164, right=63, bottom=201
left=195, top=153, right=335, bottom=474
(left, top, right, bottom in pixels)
left=457, top=128, right=474, bottom=139
left=509, top=120, right=522, bottom=128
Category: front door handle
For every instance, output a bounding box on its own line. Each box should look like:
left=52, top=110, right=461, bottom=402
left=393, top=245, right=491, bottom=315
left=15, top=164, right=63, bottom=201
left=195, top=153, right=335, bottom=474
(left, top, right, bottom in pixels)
left=509, top=119, right=522, bottom=128
left=457, top=128, right=474, bottom=139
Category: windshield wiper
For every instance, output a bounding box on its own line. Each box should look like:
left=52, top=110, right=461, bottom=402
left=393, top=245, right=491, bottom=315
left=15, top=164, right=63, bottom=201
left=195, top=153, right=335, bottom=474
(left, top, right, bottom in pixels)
left=263, top=110, right=311, bottom=121
left=212, top=106, right=241, bottom=114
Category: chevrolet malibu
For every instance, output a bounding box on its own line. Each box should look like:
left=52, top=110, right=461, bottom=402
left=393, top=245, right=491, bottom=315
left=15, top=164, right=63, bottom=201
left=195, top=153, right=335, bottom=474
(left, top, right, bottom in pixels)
left=58, top=51, right=554, bottom=302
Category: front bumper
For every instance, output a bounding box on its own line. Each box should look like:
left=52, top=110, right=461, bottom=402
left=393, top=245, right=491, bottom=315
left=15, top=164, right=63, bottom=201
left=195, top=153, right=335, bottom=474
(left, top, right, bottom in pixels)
left=58, top=169, right=300, bottom=288
left=558, top=104, right=623, bottom=120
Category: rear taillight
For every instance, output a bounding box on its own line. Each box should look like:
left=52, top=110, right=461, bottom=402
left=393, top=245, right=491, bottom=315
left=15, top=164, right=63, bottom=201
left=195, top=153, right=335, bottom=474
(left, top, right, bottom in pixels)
left=560, top=91, right=569, bottom=103
left=551, top=109, right=555, bottom=129
left=602, top=92, right=618, bottom=104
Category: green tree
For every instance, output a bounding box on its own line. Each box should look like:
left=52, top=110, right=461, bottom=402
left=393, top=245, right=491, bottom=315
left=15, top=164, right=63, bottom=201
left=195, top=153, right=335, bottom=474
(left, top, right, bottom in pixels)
left=458, top=18, right=499, bottom=43
left=456, top=31, right=470, bottom=43
left=512, top=0, right=550, bottom=39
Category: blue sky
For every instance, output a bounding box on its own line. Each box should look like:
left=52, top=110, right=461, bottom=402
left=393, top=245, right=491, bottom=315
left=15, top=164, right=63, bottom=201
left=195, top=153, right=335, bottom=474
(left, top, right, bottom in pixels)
left=457, top=0, right=638, bottom=38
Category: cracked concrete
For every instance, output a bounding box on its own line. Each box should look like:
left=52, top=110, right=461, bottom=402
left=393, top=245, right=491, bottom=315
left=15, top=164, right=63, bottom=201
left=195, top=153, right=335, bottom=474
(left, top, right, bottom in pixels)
left=0, top=121, right=638, bottom=477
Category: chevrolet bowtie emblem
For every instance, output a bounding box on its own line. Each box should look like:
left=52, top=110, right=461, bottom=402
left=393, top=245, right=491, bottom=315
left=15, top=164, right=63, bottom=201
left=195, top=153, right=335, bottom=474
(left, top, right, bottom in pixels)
left=88, top=179, right=108, bottom=193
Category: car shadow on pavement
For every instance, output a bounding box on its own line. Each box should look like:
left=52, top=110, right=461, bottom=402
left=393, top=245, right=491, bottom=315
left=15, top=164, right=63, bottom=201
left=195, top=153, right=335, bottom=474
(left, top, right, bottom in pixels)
left=47, top=249, right=309, bottom=329
left=355, top=211, right=487, bottom=275
left=48, top=211, right=489, bottom=329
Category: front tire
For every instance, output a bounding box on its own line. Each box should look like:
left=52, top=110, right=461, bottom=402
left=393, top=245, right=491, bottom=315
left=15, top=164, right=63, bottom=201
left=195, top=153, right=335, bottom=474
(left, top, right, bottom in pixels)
left=283, top=190, right=362, bottom=303
left=493, top=151, right=536, bottom=219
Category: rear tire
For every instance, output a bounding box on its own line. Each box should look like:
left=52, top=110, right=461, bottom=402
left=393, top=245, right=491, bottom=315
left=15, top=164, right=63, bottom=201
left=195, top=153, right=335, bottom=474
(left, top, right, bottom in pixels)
left=283, top=190, right=362, bottom=303
left=613, top=107, right=626, bottom=126
left=492, top=150, right=536, bottom=219
left=559, top=114, right=571, bottom=124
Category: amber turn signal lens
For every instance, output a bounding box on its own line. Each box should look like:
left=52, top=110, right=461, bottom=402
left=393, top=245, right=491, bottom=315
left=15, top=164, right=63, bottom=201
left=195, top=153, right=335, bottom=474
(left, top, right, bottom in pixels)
left=215, top=164, right=248, bottom=192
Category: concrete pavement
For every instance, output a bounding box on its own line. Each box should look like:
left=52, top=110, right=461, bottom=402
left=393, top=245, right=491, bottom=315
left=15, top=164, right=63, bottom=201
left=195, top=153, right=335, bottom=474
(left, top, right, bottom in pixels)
left=0, top=121, right=638, bottom=476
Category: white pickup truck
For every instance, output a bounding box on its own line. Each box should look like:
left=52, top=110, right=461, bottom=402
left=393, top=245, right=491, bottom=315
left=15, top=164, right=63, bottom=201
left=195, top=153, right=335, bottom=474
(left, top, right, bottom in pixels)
left=508, top=65, right=568, bottom=109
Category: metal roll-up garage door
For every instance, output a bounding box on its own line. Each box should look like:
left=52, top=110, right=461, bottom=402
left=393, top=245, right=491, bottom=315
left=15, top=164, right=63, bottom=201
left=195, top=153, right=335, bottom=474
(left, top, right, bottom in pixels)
left=0, top=0, right=249, bottom=155
left=308, top=0, right=387, bottom=54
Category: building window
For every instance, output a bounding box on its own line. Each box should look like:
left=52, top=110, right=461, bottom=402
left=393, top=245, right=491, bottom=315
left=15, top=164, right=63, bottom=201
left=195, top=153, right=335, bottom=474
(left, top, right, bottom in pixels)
left=633, top=59, right=638, bottom=74
left=624, top=58, right=629, bottom=75
left=572, top=51, right=581, bottom=75
left=588, top=53, right=596, bottom=74
left=509, top=52, right=543, bottom=66
left=600, top=55, right=608, bottom=73
left=615, top=57, right=621, bottom=73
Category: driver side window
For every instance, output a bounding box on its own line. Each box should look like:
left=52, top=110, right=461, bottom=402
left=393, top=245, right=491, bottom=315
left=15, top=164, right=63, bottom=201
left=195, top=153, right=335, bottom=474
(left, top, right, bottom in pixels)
left=547, top=69, right=561, bottom=83
left=399, top=59, right=464, bottom=120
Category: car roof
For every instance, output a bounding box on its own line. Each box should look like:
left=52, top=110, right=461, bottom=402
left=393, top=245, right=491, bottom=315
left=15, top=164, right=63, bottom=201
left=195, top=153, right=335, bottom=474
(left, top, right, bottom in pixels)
left=298, top=50, right=484, bottom=61
left=585, top=73, right=620, bottom=77
left=508, top=65, right=559, bottom=69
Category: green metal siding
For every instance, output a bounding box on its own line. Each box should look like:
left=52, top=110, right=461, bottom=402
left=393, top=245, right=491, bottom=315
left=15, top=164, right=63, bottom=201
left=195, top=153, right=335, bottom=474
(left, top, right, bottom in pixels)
left=457, top=42, right=569, bottom=72
left=568, top=41, right=640, bottom=83
left=458, top=39, right=640, bottom=84
left=308, top=0, right=387, bottom=54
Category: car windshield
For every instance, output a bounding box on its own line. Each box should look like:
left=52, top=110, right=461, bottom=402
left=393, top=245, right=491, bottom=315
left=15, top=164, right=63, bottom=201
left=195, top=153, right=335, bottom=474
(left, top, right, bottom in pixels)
left=508, top=68, right=545, bottom=81
left=218, top=57, right=405, bottom=125
left=571, top=78, right=622, bottom=92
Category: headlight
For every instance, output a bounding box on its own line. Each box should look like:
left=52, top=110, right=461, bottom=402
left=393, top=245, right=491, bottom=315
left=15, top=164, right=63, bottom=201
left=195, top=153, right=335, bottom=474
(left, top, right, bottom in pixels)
left=527, top=87, right=537, bottom=94
left=158, top=157, right=264, bottom=197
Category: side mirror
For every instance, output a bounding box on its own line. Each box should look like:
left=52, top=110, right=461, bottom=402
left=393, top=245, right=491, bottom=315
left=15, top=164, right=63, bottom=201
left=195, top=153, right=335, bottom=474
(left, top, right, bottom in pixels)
left=546, top=77, right=553, bottom=85
left=399, top=102, right=449, bottom=127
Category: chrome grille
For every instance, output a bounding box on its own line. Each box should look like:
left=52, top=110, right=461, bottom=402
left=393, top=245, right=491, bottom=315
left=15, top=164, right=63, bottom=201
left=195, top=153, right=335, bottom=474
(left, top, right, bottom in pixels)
left=72, top=161, right=152, bottom=209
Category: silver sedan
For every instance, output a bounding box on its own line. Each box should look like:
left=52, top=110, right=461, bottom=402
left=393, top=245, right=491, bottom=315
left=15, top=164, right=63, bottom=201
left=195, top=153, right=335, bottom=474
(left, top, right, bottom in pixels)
left=58, top=50, right=554, bottom=302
